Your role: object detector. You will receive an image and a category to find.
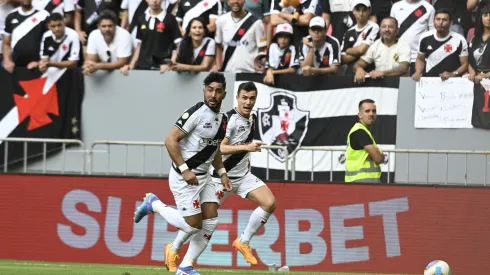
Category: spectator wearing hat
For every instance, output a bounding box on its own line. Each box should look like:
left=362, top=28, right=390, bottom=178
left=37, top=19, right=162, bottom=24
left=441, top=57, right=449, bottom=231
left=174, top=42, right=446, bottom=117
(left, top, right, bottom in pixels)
left=353, top=16, right=410, bottom=83
left=263, top=23, right=299, bottom=84
left=341, top=0, right=379, bottom=75
left=300, top=16, right=340, bottom=75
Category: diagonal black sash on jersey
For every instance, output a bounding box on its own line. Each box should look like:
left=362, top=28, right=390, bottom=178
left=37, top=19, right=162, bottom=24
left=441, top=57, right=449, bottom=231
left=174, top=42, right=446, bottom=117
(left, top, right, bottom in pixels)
left=220, top=15, right=256, bottom=72
left=44, top=1, right=61, bottom=14
left=278, top=47, right=292, bottom=70
left=174, top=115, right=228, bottom=174
left=398, top=5, right=427, bottom=38
left=129, top=0, right=149, bottom=33
left=193, top=39, right=211, bottom=65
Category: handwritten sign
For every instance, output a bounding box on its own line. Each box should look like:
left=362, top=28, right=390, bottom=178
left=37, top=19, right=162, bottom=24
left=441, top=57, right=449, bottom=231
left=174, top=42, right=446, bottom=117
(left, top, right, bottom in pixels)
left=414, top=78, right=474, bottom=128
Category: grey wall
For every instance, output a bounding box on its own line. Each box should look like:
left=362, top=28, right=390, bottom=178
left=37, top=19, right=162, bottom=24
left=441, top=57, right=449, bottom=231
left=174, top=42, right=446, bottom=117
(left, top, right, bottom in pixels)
left=394, top=78, right=490, bottom=185
left=19, top=74, right=490, bottom=185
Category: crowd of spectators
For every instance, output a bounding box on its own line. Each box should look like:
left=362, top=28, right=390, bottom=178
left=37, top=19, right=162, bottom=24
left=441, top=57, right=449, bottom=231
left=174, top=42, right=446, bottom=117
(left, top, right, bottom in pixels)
left=1, top=0, right=490, bottom=83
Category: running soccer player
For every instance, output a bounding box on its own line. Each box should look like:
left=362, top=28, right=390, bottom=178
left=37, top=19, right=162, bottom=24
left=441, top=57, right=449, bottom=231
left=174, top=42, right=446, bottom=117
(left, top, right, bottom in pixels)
left=134, top=72, right=232, bottom=275
left=164, top=81, right=276, bottom=271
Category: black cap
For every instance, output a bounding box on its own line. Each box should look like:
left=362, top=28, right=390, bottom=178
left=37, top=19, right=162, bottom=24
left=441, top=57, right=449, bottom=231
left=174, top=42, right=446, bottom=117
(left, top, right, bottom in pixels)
left=481, top=4, right=490, bottom=13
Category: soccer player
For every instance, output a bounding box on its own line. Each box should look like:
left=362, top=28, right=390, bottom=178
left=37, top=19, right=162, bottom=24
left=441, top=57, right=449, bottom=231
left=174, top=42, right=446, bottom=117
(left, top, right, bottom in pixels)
left=164, top=81, right=276, bottom=272
left=134, top=72, right=232, bottom=275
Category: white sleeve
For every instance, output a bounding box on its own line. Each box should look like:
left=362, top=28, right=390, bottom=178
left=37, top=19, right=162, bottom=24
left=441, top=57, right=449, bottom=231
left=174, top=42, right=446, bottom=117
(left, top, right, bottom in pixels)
left=69, top=33, right=81, bottom=61
left=304, top=0, right=318, bottom=14
left=86, top=32, right=98, bottom=54
left=64, top=0, right=75, bottom=12
left=175, top=110, right=200, bottom=135
left=362, top=24, right=379, bottom=46
left=460, top=37, right=469, bottom=57
left=214, top=19, right=223, bottom=44
left=117, top=30, right=133, bottom=58
left=398, top=41, right=411, bottom=63
left=121, top=0, right=128, bottom=9
left=361, top=42, right=375, bottom=64
left=206, top=39, right=216, bottom=56
left=254, top=21, right=267, bottom=48
left=225, top=116, right=235, bottom=138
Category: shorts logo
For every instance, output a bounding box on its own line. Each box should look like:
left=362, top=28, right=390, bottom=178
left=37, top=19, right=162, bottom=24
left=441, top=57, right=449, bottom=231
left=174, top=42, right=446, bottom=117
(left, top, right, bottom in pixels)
left=216, top=190, right=225, bottom=200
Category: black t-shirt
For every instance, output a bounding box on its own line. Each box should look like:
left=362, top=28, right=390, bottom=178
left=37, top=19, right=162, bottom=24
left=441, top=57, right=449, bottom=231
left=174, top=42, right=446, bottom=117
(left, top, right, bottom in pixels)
left=78, top=0, right=122, bottom=35
left=469, top=36, right=490, bottom=73
left=135, top=11, right=182, bottom=70
left=349, top=129, right=373, bottom=150
left=4, top=8, right=49, bottom=66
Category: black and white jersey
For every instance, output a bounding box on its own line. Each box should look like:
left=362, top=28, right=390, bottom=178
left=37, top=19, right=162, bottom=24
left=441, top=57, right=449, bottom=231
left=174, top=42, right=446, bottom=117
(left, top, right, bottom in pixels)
left=341, top=21, right=379, bottom=56
left=211, top=109, right=256, bottom=179
left=215, top=11, right=266, bottom=72
left=265, top=43, right=299, bottom=70
left=176, top=0, right=221, bottom=32
left=173, top=102, right=228, bottom=175
left=390, top=0, right=435, bottom=62
left=33, top=0, right=75, bottom=15
left=270, top=0, right=317, bottom=46
left=134, top=9, right=182, bottom=69
left=120, top=0, right=177, bottom=34
left=4, top=7, right=49, bottom=66
left=300, top=34, right=340, bottom=68
left=40, top=27, right=80, bottom=62
left=175, top=36, right=216, bottom=65
left=418, top=30, right=468, bottom=76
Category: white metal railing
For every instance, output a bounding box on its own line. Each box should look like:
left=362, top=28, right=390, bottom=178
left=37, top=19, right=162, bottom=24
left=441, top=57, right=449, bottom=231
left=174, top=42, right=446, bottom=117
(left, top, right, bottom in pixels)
left=88, top=140, right=289, bottom=180
left=1, top=137, right=85, bottom=174
left=290, top=146, right=490, bottom=185
left=89, top=140, right=167, bottom=176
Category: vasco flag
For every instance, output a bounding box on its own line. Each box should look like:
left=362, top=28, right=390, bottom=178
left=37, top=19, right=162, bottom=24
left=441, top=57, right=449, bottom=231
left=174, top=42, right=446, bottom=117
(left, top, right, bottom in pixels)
left=0, top=67, right=83, bottom=167
left=472, top=79, right=490, bottom=129
left=235, top=74, right=399, bottom=182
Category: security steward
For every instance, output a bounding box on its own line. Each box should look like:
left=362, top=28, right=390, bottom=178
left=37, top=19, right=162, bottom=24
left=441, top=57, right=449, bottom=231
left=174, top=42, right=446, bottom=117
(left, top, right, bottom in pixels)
left=345, top=99, right=385, bottom=183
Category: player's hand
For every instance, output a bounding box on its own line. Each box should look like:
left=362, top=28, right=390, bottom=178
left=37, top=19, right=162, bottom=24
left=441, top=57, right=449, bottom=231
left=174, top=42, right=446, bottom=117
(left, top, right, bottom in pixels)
left=160, top=64, right=171, bottom=73
left=303, top=37, right=313, bottom=48
left=246, top=141, right=264, bottom=152
left=221, top=174, right=232, bottom=192
left=27, top=61, right=39, bottom=70
left=210, top=64, right=220, bottom=72
left=263, top=69, right=274, bottom=85
left=468, top=72, right=476, bottom=82
left=78, top=31, right=87, bottom=45
left=3, top=59, right=15, bottom=73
left=120, top=65, right=130, bottom=75
left=182, top=170, right=198, bottom=185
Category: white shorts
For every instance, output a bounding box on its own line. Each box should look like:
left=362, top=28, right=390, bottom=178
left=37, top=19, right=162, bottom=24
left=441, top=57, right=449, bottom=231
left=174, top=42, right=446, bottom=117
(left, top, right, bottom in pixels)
left=169, top=168, right=219, bottom=217
left=212, top=173, right=266, bottom=205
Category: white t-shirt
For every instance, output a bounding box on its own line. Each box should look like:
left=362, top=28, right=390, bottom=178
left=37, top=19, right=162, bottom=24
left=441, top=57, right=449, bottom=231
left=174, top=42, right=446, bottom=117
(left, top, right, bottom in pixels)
left=215, top=12, right=267, bottom=72
left=361, top=38, right=411, bottom=72
left=390, top=0, right=435, bottom=62
left=0, top=3, right=15, bottom=54
left=86, top=26, right=133, bottom=62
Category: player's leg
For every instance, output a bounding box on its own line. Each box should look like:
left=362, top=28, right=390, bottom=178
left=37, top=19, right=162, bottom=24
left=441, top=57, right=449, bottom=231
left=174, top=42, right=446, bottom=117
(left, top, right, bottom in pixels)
left=134, top=170, right=203, bottom=237
left=233, top=174, right=276, bottom=265
left=166, top=178, right=233, bottom=272
left=176, top=176, right=221, bottom=275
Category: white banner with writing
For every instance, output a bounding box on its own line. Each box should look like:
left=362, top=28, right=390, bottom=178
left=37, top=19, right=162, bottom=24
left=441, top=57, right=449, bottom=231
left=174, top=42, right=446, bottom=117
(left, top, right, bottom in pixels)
left=414, top=78, right=474, bottom=128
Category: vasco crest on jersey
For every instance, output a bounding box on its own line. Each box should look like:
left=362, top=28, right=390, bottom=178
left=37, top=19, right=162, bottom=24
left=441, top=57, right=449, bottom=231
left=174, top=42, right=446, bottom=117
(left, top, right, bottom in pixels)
left=257, top=92, right=309, bottom=162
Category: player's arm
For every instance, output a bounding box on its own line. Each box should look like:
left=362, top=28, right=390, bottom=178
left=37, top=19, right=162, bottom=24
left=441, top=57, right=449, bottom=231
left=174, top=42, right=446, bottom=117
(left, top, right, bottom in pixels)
left=220, top=138, right=263, bottom=155
left=212, top=147, right=232, bottom=191
left=164, top=127, right=187, bottom=169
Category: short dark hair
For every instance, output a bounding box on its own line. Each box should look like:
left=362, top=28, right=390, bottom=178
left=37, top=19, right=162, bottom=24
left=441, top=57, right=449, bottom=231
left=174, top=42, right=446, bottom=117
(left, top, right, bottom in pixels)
left=381, top=16, right=399, bottom=27
left=97, top=10, right=118, bottom=26
left=435, top=8, right=452, bottom=21
left=236, top=81, right=257, bottom=96
left=47, top=12, right=64, bottom=23
left=203, top=72, right=226, bottom=88
left=359, top=99, right=375, bottom=109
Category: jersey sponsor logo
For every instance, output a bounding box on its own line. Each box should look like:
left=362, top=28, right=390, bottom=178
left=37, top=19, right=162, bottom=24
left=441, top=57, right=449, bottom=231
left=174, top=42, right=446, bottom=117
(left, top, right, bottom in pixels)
left=224, top=39, right=249, bottom=47
left=199, top=137, right=223, bottom=146
left=257, top=92, right=309, bottom=162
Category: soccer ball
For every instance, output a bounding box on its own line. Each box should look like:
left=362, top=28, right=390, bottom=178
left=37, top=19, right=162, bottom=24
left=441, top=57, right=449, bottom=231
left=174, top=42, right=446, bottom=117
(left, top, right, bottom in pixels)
left=424, top=260, right=451, bottom=275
